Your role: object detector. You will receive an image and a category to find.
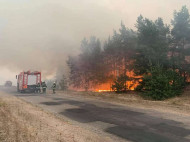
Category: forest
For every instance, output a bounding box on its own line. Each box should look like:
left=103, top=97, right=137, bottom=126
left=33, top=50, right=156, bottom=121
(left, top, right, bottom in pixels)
left=67, top=6, right=190, bottom=100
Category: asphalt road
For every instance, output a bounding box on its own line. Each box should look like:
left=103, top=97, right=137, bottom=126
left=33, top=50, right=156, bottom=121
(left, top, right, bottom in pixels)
left=1, top=87, right=190, bottom=142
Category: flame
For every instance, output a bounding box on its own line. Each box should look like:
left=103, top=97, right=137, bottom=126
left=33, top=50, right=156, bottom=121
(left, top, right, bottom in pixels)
left=98, top=90, right=112, bottom=92
left=94, top=70, right=142, bottom=92
left=69, top=63, right=142, bottom=92
left=127, top=71, right=142, bottom=90
left=95, top=83, right=112, bottom=92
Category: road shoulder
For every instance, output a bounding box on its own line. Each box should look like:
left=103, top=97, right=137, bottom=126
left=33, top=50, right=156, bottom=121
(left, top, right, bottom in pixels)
left=0, top=91, right=113, bottom=142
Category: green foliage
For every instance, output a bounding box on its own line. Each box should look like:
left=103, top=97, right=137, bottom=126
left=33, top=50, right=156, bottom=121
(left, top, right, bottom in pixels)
left=170, top=5, right=190, bottom=81
left=112, top=75, right=128, bottom=92
left=171, top=6, right=190, bottom=41
left=134, top=8, right=189, bottom=99
left=134, top=16, right=170, bottom=75
left=139, top=66, right=185, bottom=100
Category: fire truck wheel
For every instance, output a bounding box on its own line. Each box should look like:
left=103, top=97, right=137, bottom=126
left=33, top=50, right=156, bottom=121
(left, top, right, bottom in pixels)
left=20, top=90, right=25, bottom=93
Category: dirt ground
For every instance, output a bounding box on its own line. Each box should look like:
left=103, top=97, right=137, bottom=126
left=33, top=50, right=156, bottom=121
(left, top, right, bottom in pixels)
left=0, top=93, right=113, bottom=142
left=56, top=88, right=190, bottom=116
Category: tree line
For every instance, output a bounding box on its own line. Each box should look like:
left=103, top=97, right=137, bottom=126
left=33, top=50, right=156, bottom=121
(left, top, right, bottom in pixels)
left=67, top=6, right=190, bottom=100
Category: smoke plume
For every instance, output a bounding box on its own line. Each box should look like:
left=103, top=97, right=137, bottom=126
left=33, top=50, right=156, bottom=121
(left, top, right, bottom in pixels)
left=0, top=0, right=189, bottom=84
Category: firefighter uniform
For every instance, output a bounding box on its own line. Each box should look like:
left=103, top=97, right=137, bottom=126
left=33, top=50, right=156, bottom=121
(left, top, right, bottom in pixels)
left=42, top=82, right=47, bottom=94
left=36, top=83, right=41, bottom=93
left=52, top=82, right=56, bottom=94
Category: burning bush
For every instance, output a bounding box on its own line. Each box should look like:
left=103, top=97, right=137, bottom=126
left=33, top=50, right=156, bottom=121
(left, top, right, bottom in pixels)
left=111, top=75, right=128, bottom=92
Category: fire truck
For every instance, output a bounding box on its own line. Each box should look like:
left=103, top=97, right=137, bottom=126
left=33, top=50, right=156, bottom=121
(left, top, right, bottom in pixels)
left=16, top=71, right=41, bottom=93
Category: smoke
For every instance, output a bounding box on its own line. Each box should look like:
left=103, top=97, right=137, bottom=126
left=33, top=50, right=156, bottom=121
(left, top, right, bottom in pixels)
left=0, top=0, right=189, bottom=84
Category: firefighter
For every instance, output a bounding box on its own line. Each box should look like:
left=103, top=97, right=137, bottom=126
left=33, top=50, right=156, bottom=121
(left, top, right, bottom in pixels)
left=52, top=82, right=56, bottom=94
left=42, top=81, right=47, bottom=94
left=36, top=82, right=41, bottom=93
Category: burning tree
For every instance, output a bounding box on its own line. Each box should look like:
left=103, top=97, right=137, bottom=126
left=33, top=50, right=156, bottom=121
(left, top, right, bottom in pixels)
left=67, top=37, right=107, bottom=91
left=103, top=23, right=138, bottom=91
left=67, top=6, right=190, bottom=100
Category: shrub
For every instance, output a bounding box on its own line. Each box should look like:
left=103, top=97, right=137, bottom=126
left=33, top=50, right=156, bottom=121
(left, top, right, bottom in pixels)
left=112, top=75, right=128, bottom=93
left=138, top=66, right=185, bottom=100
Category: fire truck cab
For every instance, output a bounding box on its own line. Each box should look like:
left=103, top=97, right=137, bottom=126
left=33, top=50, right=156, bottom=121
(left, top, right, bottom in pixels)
left=16, top=71, right=41, bottom=93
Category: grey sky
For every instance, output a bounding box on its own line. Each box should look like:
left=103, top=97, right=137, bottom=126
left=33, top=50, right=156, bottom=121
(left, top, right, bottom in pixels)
left=0, top=0, right=189, bottom=84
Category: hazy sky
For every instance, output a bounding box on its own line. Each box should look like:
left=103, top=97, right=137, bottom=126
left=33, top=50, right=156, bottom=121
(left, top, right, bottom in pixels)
left=0, top=0, right=190, bottom=85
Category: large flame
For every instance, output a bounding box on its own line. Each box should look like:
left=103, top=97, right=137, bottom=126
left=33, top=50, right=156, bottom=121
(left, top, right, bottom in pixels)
left=94, top=70, right=142, bottom=92
left=95, top=83, right=112, bottom=92
left=126, top=71, right=142, bottom=90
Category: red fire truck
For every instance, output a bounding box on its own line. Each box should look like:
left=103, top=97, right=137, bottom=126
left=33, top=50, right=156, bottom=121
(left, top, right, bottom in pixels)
left=16, top=71, right=41, bottom=93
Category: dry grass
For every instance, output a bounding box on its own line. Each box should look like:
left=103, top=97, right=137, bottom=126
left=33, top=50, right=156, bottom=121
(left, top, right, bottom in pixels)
left=166, top=90, right=190, bottom=107
left=0, top=101, right=32, bottom=142
left=0, top=96, right=113, bottom=142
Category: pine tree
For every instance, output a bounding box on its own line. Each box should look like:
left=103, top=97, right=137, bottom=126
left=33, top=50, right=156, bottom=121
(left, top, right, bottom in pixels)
left=67, top=36, right=106, bottom=90
left=134, top=16, right=170, bottom=75
left=103, top=23, right=137, bottom=91
left=170, top=5, right=190, bottom=82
